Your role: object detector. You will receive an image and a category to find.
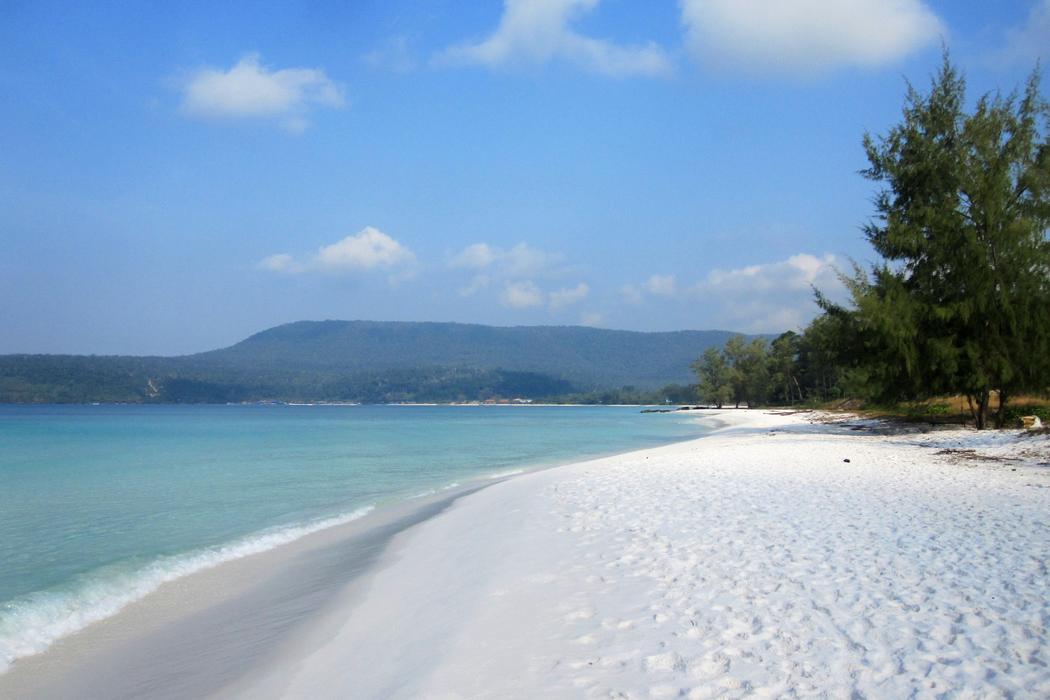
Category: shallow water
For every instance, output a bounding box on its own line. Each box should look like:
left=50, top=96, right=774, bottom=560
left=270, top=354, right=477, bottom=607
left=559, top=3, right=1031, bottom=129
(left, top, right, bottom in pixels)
left=0, top=403, right=702, bottom=670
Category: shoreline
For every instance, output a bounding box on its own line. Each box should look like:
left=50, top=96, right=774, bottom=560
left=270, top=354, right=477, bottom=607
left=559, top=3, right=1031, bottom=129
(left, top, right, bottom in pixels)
left=0, top=479, right=496, bottom=699
left=4, top=410, right=1048, bottom=697
left=0, top=416, right=721, bottom=698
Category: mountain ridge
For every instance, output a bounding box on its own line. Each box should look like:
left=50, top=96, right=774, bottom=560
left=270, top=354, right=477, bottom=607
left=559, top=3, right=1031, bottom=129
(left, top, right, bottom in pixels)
left=0, top=320, right=767, bottom=403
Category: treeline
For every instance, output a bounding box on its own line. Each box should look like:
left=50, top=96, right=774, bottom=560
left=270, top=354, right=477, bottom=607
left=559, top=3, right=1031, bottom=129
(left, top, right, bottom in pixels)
left=692, top=325, right=842, bottom=409
left=552, top=383, right=700, bottom=406
left=694, top=55, right=1050, bottom=429
left=0, top=356, right=576, bottom=404
left=0, top=350, right=707, bottom=405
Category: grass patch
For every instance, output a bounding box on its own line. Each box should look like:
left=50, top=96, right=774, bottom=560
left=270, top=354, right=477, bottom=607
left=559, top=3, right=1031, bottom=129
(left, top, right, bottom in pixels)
left=810, top=394, right=1050, bottom=428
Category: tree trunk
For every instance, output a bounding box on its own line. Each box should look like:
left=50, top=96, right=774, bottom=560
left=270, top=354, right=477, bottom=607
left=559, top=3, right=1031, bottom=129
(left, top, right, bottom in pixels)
left=994, top=389, right=1009, bottom=429
left=973, top=389, right=990, bottom=430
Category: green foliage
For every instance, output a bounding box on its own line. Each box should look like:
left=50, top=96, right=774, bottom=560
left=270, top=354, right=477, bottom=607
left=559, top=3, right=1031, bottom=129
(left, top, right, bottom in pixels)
left=1000, top=402, right=1050, bottom=426
left=829, top=53, right=1050, bottom=428
left=0, top=321, right=750, bottom=404
left=0, top=357, right=576, bottom=405
left=768, top=332, right=803, bottom=404
left=727, top=337, right=770, bottom=407
left=550, top=383, right=700, bottom=406
left=693, top=335, right=772, bottom=408
left=195, top=321, right=748, bottom=391
left=795, top=314, right=847, bottom=402
left=692, top=347, right=733, bottom=407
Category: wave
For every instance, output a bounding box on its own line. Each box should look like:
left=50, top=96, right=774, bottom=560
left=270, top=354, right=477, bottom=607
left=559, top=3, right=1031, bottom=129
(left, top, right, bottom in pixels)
left=485, top=468, right=526, bottom=479
left=0, top=505, right=374, bottom=674
left=408, top=481, right=462, bottom=499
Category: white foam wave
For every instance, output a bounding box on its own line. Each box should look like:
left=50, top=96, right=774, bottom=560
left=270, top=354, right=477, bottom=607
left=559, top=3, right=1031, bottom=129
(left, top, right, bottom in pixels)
left=486, top=469, right=525, bottom=479
left=408, top=482, right=462, bottom=499
left=0, top=505, right=374, bottom=673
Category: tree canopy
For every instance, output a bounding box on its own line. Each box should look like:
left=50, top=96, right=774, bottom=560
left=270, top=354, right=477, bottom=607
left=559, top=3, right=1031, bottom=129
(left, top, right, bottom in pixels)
left=819, top=55, right=1050, bottom=428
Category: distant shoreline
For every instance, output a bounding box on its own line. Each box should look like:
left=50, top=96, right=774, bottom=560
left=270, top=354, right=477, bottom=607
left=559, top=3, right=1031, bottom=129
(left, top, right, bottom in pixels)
left=0, top=401, right=713, bottom=408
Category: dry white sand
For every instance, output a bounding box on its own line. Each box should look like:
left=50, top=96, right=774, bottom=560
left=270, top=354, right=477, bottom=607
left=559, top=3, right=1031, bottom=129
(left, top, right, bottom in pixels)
left=232, top=410, right=1050, bottom=699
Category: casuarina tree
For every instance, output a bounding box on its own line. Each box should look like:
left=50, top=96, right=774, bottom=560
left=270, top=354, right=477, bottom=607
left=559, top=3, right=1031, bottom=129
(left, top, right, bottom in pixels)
left=837, top=53, right=1050, bottom=428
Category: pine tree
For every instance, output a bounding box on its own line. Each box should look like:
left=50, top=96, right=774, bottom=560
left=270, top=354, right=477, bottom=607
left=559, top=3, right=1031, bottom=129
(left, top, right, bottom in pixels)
left=848, top=54, right=1050, bottom=427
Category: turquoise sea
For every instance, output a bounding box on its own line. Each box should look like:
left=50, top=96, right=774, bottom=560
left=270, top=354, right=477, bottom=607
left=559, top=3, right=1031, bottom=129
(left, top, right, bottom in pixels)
left=0, top=404, right=703, bottom=671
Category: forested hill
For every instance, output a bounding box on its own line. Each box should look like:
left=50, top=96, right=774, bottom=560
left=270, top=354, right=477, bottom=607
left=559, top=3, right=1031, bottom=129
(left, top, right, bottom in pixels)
left=0, top=321, right=752, bottom=404
left=197, top=321, right=741, bottom=387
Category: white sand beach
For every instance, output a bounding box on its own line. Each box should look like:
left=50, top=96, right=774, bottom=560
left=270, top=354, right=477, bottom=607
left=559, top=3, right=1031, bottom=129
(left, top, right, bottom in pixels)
left=4, top=409, right=1050, bottom=699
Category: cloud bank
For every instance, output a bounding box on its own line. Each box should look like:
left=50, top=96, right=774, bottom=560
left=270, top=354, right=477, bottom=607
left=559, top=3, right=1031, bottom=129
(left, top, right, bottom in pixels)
left=680, top=0, right=943, bottom=75
left=620, top=254, right=842, bottom=331
left=449, top=241, right=589, bottom=311
left=693, top=253, right=844, bottom=331
left=437, top=0, right=672, bottom=77
left=501, top=280, right=546, bottom=308
left=449, top=242, right=562, bottom=278
left=450, top=242, right=567, bottom=296
left=180, top=53, right=344, bottom=132
left=549, top=282, right=590, bottom=309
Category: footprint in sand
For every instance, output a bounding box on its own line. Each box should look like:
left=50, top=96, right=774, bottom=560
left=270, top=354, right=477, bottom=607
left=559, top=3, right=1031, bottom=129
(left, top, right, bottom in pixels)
left=689, top=652, right=731, bottom=679
left=643, top=651, right=687, bottom=673
left=564, top=608, right=596, bottom=621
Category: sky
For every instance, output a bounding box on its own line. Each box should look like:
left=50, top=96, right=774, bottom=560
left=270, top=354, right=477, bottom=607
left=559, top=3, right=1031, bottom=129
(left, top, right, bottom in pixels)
left=1, top=0, right=1047, bottom=355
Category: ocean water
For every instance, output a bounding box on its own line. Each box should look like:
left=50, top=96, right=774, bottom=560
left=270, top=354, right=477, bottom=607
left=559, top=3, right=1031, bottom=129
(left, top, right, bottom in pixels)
left=0, top=404, right=704, bottom=671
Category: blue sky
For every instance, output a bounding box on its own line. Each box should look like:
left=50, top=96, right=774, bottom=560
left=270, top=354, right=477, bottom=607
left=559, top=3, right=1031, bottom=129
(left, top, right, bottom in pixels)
left=1, top=0, right=1047, bottom=355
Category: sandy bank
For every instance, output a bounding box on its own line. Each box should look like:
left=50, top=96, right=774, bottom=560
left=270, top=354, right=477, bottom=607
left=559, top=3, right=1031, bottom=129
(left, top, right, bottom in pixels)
left=239, top=410, right=1050, bottom=699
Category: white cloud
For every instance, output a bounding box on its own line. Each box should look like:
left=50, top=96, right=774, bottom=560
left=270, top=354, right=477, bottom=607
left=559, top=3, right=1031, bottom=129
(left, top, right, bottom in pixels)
left=180, top=53, right=344, bottom=131
left=315, top=227, right=415, bottom=272
left=450, top=242, right=500, bottom=270
left=449, top=242, right=560, bottom=275
left=691, top=253, right=844, bottom=332
left=257, top=253, right=300, bottom=273
left=259, top=227, right=416, bottom=281
left=450, top=241, right=585, bottom=312
left=680, top=0, right=943, bottom=75
left=450, top=241, right=568, bottom=298
left=437, top=0, right=672, bottom=77
left=549, top=282, right=589, bottom=309
left=645, top=273, right=676, bottom=296
left=502, top=243, right=563, bottom=277
left=502, top=280, right=545, bottom=308
left=995, top=0, right=1049, bottom=66
left=702, top=253, right=839, bottom=293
